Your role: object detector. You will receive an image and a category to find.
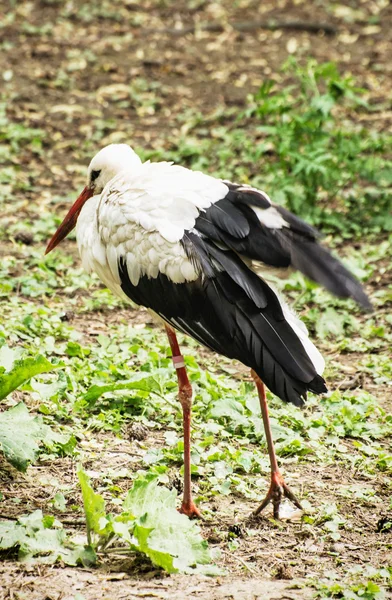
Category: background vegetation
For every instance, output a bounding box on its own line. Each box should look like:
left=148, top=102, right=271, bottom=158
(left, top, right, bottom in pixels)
left=0, top=0, right=391, bottom=598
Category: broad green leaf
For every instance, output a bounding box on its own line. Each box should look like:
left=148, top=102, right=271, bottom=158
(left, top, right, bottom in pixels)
left=315, top=307, right=349, bottom=339
left=52, top=492, right=67, bottom=512
left=19, top=527, right=92, bottom=566
left=77, top=470, right=210, bottom=573
left=0, top=521, right=26, bottom=549
left=84, top=374, right=160, bottom=403
left=133, top=523, right=176, bottom=573
left=0, top=402, right=54, bottom=471
left=77, top=468, right=107, bottom=542
left=110, top=516, right=136, bottom=544
left=0, top=344, right=23, bottom=371
left=123, top=477, right=176, bottom=515
left=210, top=397, right=248, bottom=427
left=0, top=353, right=60, bottom=401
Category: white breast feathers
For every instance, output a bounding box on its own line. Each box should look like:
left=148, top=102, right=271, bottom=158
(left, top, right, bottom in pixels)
left=76, top=161, right=227, bottom=297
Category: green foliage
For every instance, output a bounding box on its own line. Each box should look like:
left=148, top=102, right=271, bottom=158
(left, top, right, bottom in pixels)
left=78, top=469, right=107, bottom=544
left=0, top=510, right=95, bottom=565
left=303, top=502, right=346, bottom=542
left=0, top=342, right=66, bottom=470
left=0, top=402, right=74, bottom=472
left=0, top=402, right=58, bottom=471
left=244, top=59, right=392, bottom=232
left=84, top=373, right=161, bottom=403
left=78, top=469, right=212, bottom=573
left=315, top=566, right=391, bottom=600
left=245, top=60, right=392, bottom=233
left=144, top=59, right=391, bottom=236
left=0, top=102, right=44, bottom=155
left=0, top=343, right=60, bottom=401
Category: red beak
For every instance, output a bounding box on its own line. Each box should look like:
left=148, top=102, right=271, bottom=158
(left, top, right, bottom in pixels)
left=45, top=186, right=93, bottom=255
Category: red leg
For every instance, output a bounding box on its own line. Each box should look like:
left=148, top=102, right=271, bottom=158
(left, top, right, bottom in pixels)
left=251, top=369, right=302, bottom=519
left=165, top=326, right=201, bottom=519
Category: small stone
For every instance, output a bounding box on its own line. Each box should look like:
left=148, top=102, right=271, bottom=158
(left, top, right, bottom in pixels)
left=14, top=231, right=34, bottom=245
left=275, top=564, right=294, bottom=580
left=60, top=311, right=75, bottom=322
left=377, top=515, right=392, bottom=533
left=286, top=38, right=298, bottom=54
left=125, top=422, right=148, bottom=441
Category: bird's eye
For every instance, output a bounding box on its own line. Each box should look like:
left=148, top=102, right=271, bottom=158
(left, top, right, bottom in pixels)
left=91, top=169, right=101, bottom=182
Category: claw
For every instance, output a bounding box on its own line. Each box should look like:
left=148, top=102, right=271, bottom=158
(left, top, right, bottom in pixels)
left=179, top=501, right=203, bottom=519
left=253, top=471, right=302, bottom=519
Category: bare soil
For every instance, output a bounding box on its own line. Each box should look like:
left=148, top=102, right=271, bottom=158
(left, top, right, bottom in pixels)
left=0, top=0, right=391, bottom=598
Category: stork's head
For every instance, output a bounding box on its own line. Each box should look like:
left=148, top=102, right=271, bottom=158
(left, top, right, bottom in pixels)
left=45, top=144, right=141, bottom=254
left=86, top=143, right=141, bottom=195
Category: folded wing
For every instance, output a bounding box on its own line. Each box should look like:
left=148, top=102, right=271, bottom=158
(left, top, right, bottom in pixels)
left=117, top=232, right=327, bottom=407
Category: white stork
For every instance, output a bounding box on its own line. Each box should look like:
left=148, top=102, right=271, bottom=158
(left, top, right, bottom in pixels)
left=46, top=144, right=371, bottom=519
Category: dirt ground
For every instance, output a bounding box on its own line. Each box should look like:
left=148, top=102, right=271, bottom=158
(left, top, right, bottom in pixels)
left=0, top=0, right=391, bottom=598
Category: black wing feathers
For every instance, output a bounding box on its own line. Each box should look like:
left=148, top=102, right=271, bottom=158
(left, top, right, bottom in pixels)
left=205, top=200, right=250, bottom=238
left=276, top=233, right=372, bottom=310
left=186, top=235, right=319, bottom=383
left=195, top=182, right=372, bottom=310
left=223, top=182, right=271, bottom=210
left=118, top=236, right=327, bottom=407
left=196, top=203, right=291, bottom=268
left=274, top=205, right=321, bottom=239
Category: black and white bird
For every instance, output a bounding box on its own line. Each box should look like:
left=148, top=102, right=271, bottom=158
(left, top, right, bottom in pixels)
left=46, top=144, right=371, bottom=519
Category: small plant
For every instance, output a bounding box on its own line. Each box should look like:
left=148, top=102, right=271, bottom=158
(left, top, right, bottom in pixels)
left=0, top=470, right=216, bottom=574
left=145, top=59, right=392, bottom=236
left=0, top=342, right=65, bottom=471
left=78, top=469, right=213, bottom=574
left=243, top=59, right=392, bottom=233
left=0, top=510, right=94, bottom=565
left=315, top=569, right=391, bottom=600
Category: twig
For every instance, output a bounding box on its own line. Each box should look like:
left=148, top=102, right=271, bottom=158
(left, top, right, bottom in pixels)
left=105, top=449, right=144, bottom=457
left=121, top=593, right=166, bottom=598
left=148, top=19, right=338, bottom=37
left=99, top=546, right=133, bottom=555
left=97, top=532, right=117, bottom=552
left=221, top=549, right=257, bottom=574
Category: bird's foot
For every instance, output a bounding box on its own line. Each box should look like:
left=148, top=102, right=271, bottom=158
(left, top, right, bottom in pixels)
left=253, top=471, right=302, bottom=520
left=179, top=500, right=203, bottom=519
